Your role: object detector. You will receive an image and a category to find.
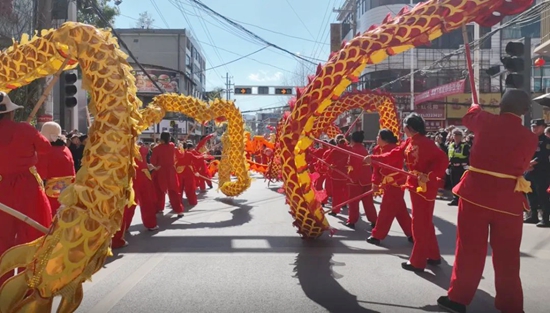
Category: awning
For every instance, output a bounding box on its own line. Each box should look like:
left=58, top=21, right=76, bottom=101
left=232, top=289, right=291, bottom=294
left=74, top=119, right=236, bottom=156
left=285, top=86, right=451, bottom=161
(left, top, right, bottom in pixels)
left=534, top=39, right=550, bottom=56
left=533, top=93, right=550, bottom=107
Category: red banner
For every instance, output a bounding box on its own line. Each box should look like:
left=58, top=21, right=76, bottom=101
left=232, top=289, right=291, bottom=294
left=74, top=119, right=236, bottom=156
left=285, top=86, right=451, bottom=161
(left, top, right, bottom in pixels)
left=414, top=79, right=466, bottom=105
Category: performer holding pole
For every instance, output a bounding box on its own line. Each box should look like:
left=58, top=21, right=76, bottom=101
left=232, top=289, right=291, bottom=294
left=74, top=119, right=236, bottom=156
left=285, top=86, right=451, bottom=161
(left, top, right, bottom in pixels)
left=363, top=113, right=448, bottom=272
left=436, top=90, right=537, bottom=313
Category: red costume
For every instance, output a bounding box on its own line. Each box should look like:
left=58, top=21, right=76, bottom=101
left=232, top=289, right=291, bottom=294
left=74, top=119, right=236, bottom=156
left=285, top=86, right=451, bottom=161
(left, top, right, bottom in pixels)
left=150, top=142, right=184, bottom=214
left=370, top=143, right=412, bottom=240
left=347, top=142, right=377, bottom=224
left=0, top=119, right=52, bottom=285
left=321, top=149, right=333, bottom=198
left=326, top=142, right=350, bottom=214
left=190, top=149, right=210, bottom=191
left=36, top=143, right=75, bottom=216
left=445, top=106, right=537, bottom=312
left=112, top=147, right=159, bottom=248
left=175, top=149, right=202, bottom=206
left=371, top=133, right=447, bottom=269
left=313, top=147, right=328, bottom=191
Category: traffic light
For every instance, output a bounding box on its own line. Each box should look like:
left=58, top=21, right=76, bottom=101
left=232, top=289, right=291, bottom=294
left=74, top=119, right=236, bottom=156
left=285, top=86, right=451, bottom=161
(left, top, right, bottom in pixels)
left=501, top=41, right=525, bottom=88
left=63, top=72, right=78, bottom=108
left=275, top=88, right=293, bottom=95
left=235, top=87, right=252, bottom=95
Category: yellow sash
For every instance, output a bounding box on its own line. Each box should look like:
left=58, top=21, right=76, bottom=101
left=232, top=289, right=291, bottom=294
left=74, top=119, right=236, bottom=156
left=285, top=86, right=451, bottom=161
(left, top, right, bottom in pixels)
left=45, top=175, right=74, bottom=198
left=468, top=166, right=531, bottom=193
left=29, top=166, right=45, bottom=191
left=142, top=169, right=152, bottom=180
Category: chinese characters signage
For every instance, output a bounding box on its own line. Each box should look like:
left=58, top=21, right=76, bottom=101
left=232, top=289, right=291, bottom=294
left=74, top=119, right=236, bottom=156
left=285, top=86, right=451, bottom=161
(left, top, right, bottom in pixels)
left=415, top=79, right=466, bottom=105
left=134, top=68, right=180, bottom=94
left=414, top=103, right=446, bottom=120
left=424, top=120, right=446, bottom=131
left=446, top=93, right=501, bottom=118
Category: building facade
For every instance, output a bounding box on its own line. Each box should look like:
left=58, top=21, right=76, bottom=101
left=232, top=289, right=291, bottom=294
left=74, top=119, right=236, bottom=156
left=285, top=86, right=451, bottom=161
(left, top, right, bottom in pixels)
left=335, top=0, right=543, bottom=138
left=115, top=28, right=207, bottom=142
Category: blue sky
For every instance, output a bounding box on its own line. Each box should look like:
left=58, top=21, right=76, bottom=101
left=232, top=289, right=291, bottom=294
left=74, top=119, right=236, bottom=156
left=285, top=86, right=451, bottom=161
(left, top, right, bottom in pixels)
left=113, top=0, right=341, bottom=112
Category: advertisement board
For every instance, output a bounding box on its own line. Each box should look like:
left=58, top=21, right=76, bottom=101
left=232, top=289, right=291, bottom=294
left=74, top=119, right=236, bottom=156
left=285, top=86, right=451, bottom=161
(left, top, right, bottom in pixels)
left=134, top=68, right=180, bottom=94
left=446, top=93, right=501, bottom=118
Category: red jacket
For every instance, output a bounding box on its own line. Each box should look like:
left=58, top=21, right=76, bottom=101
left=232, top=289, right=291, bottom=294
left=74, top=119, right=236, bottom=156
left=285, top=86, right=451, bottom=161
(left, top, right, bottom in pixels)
left=176, top=149, right=202, bottom=177
left=454, top=106, right=537, bottom=215
left=325, top=143, right=350, bottom=181
left=372, top=143, right=406, bottom=188
left=36, top=144, right=75, bottom=198
left=371, top=134, right=448, bottom=201
left=348, top=143, right=371, bottom=186
left=0, top=119, right=51, bottom=175
left=150, top=142, right=179, bottom=192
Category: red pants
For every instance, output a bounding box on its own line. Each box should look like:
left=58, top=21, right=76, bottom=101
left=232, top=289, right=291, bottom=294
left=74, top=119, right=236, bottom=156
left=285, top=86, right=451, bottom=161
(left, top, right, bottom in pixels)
left=112, top=205, right=135, bottom=248
left=155, top=174, right=184, bottom=214
left=371, top=185, right=412, bottom=240
left=347, top=184, right=377, bottom=224
left=314, top=174, right=326, bottom=191
left=409, top=192, right=440, bottom=268
left=326, top=177, right=333, bottom=198
left=0, top=172, right=52, bottom=286
left=179, top=174, right=198, bottom=206
left=331, top=180, right=348, bottom=214
left=448, top=200, right=523, bottom=312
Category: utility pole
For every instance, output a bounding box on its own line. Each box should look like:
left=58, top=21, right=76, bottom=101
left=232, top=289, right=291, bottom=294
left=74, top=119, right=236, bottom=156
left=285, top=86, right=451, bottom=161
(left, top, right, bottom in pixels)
left=35, top=0, right=53, bottom=130
left=222, top=72, right=234, bottom=101
left=409, top=0, right=414, bottom=111
left=523, top=36, right=533, bottom=126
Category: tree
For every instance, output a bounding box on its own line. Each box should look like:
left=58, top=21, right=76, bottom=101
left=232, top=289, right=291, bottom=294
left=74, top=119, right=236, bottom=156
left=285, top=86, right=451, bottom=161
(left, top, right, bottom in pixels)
left=203, top=88, right=224, bottom=102
left=136, top=11, right=154, bottom=29
left=77, top=0, right=120, bottom=28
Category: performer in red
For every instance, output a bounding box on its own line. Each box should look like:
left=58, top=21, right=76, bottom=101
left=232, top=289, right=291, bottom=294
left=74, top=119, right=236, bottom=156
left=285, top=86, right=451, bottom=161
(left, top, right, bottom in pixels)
left=0, top=92, right=52, bottom=285
left=364, top=113, right=448, bottom=272
left=367, top=129, right=412, bottom=245
left=322, top=139, right=337, bottom=200
left=188, top=142, right=212, bottom=191
left=150, top=132, right=184, bottom=217
left=112, top=145, right=160, bottom=248
left=437, top=89, right=537, bottom=313
left=175, top=142, right=202, bottom=206
left=36, top=122, right=75, bottom=216
left=345, top=131, right=377, bottom=228
left=326, top=137, right=350, bottom=216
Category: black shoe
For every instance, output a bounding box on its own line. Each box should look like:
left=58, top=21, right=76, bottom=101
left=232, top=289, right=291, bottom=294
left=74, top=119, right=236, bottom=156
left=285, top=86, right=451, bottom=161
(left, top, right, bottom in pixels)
left=427, top=258, right=442, bottom=266
left=536, top=221, right=550, bottom=228
left=401, top=262, right=424, bottom=272
left=344, top=222, right=355, bottom=229
left=370, top=222, right=376, bottom=228
left=524, top=216, right=540, bottom=224
left=177, top=214, right=184, bottom=218
left=366, top=236, right=380, bottom=245
left=447, top=200, right=458, bottom=206
left=407, top=236, right=414, bottom=244
left=437, top=296, right=466, bottom=313
left=328, top=212, right=338, bottom=217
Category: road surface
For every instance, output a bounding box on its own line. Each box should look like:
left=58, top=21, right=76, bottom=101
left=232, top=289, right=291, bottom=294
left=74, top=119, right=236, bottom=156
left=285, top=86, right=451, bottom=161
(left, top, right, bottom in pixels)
left=59, top=174, right=550, bottom=313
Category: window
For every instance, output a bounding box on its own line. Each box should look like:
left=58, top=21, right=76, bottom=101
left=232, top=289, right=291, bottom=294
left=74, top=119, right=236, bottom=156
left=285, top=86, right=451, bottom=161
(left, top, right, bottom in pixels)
left=186, top=40, right=191, bottom=50
left=186, top=54, right=191, bottom=67
left=418, top=25, right=473, bottom=50
left=501, top=3, right=540, bottom=40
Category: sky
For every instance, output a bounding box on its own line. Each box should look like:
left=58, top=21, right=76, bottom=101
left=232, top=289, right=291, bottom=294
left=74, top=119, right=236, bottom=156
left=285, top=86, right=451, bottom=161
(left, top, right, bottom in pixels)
left=113, top=0, right=342, bottom=113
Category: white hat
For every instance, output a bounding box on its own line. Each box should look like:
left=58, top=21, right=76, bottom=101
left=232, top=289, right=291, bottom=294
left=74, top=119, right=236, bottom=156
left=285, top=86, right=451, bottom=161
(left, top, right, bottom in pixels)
left=41, top=122, right=62, bottom=142
left=0, top=92, right=23, bottom=114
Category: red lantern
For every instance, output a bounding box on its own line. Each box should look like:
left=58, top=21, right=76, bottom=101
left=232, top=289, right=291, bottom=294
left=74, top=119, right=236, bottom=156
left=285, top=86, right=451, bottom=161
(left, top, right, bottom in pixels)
left=535, top=57, right=546, bottom=67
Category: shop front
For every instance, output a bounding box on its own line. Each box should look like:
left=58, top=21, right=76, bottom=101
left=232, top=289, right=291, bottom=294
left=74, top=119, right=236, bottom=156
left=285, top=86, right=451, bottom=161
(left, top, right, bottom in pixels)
left=445, top=93, right=501, bottom=127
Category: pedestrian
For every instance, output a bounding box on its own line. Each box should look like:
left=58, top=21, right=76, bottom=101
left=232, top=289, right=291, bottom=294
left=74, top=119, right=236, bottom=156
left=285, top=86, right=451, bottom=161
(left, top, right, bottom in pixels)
left=437, top=89, right=538, bottom=313
left=524, top=118, right=550, bottom=227
left=364, top=113, right=448, bottom=272
left=36, top=121, right=75, bottom=216
left=0, top=92, right=53, bottom=285
left=367, top=129, right=413, bottom=245
left=447, top=129, right=470, bottom=206
left=345, top=130, right=377, bottom=229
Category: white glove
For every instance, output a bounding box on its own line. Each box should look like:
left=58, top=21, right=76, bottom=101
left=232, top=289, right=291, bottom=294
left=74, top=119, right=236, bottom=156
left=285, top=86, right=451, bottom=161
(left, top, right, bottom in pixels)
left=463, top=165, right=469, bottom=170
left=445, top=168, right=450, bottom=175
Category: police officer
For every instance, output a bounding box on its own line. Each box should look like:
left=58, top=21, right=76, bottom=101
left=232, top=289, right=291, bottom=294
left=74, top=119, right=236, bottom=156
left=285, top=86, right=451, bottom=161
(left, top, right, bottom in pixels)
left=525, top=119, right=550, bottom=227
left=447, top=129, right=470, bottom=206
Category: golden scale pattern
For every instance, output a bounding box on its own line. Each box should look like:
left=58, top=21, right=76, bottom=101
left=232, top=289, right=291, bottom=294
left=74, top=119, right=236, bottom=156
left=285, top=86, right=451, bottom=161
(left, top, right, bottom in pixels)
left=278, top=0, right=515, bottom=238
left=0, top=22, right=248, bottom=313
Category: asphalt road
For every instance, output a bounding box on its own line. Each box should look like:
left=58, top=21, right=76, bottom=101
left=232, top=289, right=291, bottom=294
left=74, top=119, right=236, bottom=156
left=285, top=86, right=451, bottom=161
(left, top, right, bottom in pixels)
left=60, top=174, right=550, bottom=313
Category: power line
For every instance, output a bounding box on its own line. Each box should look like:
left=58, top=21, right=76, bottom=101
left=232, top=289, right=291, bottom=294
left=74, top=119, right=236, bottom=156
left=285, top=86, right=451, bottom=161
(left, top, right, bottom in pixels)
left=197, top=47, right=268, bottom=73
left=182, top=0, right=318, bottom=65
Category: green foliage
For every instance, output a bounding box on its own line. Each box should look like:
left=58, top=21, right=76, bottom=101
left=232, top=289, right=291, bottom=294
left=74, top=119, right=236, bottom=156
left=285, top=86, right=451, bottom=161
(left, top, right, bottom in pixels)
left=9, top=81, right=41, bottom=122
left=204, top=88, right=224, bottom=102
left=77, top=0, right=120, bottom=28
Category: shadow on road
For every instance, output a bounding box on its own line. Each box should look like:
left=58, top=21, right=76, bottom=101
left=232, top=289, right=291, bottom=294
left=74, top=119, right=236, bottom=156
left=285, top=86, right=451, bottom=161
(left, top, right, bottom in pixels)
left=293, top=241, right=380, bottom=313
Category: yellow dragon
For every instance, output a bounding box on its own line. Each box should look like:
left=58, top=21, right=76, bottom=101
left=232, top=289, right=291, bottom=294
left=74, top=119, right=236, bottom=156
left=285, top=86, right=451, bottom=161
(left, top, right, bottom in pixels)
left=0, top=0, right=532, bottom=311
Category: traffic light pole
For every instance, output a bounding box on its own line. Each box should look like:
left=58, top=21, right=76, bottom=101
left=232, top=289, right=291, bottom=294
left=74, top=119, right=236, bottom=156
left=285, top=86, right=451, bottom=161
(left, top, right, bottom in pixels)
left=523, top=36, right=532, bottom=127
